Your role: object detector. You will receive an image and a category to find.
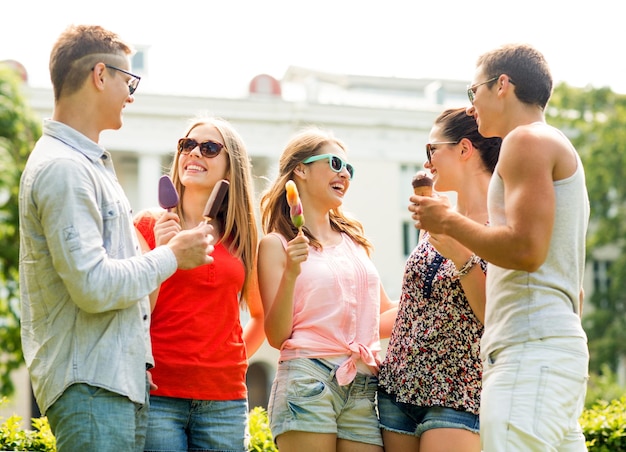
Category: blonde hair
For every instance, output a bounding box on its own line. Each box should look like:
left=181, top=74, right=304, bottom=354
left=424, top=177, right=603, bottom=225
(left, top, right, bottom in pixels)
left=170, top=117, right=258, bottom=299
left=259, top=126, right=372, bottom=254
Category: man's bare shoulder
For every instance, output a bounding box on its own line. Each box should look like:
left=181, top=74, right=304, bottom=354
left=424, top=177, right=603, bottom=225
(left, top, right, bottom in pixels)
left=501, top=122, right=577, bottom=180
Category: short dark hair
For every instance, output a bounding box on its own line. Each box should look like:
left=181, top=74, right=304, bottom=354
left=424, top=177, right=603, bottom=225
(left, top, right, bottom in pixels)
left=477, top=43, right=553, bottom=110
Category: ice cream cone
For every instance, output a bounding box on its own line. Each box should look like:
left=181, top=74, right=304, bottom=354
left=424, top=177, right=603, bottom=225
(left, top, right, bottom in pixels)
left=411, top=171, right=433, bottom=197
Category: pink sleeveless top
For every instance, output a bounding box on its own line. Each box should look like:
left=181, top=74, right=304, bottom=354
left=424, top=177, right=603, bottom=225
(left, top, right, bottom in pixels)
left=272, top=232, right=382, bottom=385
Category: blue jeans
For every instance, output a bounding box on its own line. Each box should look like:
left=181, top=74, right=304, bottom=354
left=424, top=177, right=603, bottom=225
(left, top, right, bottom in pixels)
left=46, top=378, right=150, bottom=452
left=144, top=395, right=248, bottom=452
left=481, top=337, right=588, bottom=451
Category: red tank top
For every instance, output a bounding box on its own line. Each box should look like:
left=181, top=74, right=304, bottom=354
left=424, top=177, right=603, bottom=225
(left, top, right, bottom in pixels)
left=135, top=214, right=247, bottom=400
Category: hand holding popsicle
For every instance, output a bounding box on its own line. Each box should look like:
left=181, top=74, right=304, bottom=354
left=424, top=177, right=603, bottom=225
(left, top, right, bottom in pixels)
left=285, top=180, right=305, bottom=233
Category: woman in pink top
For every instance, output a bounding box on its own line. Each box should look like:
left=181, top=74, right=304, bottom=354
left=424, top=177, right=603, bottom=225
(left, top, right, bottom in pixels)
left=258, top=127, right=396, bottom=452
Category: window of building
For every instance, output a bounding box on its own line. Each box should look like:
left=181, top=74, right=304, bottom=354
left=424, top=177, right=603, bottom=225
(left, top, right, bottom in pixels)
left=402, top=220, right=420, bottom=256
left=400, top=163, right=423, bottom=257
left=131, top=46, right=149, bottom=74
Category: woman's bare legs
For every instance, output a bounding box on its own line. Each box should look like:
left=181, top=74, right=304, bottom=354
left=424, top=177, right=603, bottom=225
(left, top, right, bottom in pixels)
left=382, top=429, right=420, bottom=451
left=419, top=428, right=480, bottom=452
left=277, top=431, right=383, bottom=452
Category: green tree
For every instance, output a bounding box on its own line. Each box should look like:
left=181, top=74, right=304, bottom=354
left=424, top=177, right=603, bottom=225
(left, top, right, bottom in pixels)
left=0, top=64, right=41, bottom=396
left=547, top=83, right=626, bottom=375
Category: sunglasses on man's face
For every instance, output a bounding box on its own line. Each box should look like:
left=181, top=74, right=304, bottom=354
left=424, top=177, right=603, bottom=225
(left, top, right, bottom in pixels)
left=302, top=153, right=355, bottom=179
left=177, top=138, right=225, bottom=158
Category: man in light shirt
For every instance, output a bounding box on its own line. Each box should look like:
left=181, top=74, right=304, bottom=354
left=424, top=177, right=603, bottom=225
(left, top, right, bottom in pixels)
left=19, top=24, right=214, bottom=452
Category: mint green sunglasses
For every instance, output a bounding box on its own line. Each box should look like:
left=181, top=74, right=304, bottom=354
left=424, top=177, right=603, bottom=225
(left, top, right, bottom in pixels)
left=302, top=153, right=354, bottom=180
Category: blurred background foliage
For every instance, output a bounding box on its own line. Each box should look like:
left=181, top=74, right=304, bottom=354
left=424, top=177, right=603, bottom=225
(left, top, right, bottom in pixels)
left=0, top=65, right=41, bottom=396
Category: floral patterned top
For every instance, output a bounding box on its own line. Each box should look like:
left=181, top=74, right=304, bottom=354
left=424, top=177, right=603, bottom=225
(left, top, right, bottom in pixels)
left=378, top=233, right=486, bottom=415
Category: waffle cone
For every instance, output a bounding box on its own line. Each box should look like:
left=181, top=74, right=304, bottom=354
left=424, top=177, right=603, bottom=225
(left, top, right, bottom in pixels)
left=413, top=186, right=433, bottom=197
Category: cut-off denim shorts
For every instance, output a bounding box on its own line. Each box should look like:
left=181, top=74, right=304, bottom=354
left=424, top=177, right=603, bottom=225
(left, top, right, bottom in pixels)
left=377, top=388, right=480, bottom=436
left=268, top=357, right=383, bottom=447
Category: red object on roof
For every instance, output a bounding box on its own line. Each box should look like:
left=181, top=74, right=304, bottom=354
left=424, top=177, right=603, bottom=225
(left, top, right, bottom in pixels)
left=249, top=74, right=281, bottom=96
left=1, top=59, right=28, bottom=83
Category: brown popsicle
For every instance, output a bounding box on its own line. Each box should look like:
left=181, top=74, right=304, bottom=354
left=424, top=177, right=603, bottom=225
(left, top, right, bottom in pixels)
left=203, top=180, right=230, bottom=223
left=412, top=171, right=433, bottom=196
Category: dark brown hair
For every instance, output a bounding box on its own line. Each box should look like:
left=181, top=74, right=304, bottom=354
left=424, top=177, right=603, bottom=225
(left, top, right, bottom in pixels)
left=476, top=43, right=553, bottom=110
left=435, top=108, right=501, bottom=173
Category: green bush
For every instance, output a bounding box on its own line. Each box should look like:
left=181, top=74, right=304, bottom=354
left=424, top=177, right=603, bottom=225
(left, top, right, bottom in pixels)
left=0, top=402, right=277, bottom=452
left=585, top=364, right=626, bottom=409
left=5, top=399, right=622, bottom=452
left=581, top=395, right=626, bottom=451
left=0, top=411, right=55, bottom=451
left=247, top=406, right=278, bottom=452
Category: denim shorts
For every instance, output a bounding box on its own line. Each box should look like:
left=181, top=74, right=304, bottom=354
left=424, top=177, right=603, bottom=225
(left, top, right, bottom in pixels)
left=144, top=395, right=248, bottom=452
left=268, top=357, right=383, bottom=447
left=377, top=388, right=479, bottom=436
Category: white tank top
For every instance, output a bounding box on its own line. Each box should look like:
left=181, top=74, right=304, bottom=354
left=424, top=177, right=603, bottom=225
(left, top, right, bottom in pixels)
left=481, top=133, right=589, bottom=359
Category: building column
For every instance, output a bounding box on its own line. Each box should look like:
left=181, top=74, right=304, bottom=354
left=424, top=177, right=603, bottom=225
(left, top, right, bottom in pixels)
left=137, top=153, right=164, bottom=212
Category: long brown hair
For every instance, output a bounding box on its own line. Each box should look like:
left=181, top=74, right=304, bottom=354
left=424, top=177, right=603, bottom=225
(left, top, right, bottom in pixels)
left=260, top=126, right=373, bottom=255
left=170, top=117, right=258, bottom=300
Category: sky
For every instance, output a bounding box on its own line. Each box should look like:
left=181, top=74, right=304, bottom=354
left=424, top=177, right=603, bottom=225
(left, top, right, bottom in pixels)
left=2, top=0, right=625, bottom=98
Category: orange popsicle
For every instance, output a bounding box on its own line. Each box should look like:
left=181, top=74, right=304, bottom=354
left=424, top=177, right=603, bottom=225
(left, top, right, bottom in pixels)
left=285, top=180, right=305, bottom=230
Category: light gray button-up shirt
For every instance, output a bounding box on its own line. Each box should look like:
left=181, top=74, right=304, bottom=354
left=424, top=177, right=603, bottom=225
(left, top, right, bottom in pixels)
left=19, top=120, right=177, bottom=414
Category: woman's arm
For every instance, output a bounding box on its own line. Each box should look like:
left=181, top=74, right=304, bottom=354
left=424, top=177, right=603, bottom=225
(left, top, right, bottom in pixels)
left=257, top=233, right=309, bottom=349
left=428, top=233, right=486, bottom=324
left=378, top=283, right=398, bottom=338
left=241, top=269, right=266, bottom=357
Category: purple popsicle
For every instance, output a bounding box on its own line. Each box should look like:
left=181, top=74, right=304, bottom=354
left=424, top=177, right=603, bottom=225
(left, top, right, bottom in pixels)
left=158, top=175, right=179, bottom=211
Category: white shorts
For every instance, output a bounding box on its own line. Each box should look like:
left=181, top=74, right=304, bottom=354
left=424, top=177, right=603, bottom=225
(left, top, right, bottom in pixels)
left=480, top=337, right=588, bottom=452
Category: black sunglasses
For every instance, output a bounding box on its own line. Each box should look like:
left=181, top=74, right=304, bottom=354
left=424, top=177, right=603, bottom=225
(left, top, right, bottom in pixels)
left=425, top=141, right=460, bottom=163
left=177, top=138, right=225, bottom=158
left=104, top=64, right=141, bottom=95
left=91, top=63, right=141, bottom=95
left=467, top=75, right=515, bottom=104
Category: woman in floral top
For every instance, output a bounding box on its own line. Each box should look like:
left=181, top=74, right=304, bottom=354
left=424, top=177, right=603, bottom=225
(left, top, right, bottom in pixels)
left=378, top=108, right=501, bottom=452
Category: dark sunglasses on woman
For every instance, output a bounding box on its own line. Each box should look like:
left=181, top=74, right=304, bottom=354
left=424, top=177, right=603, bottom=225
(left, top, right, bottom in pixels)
left=177, top=138, right=225, bottom=158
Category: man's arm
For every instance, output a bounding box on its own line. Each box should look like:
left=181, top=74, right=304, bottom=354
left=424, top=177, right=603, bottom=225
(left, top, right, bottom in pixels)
left=412, top=126, right=559, bottom=271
